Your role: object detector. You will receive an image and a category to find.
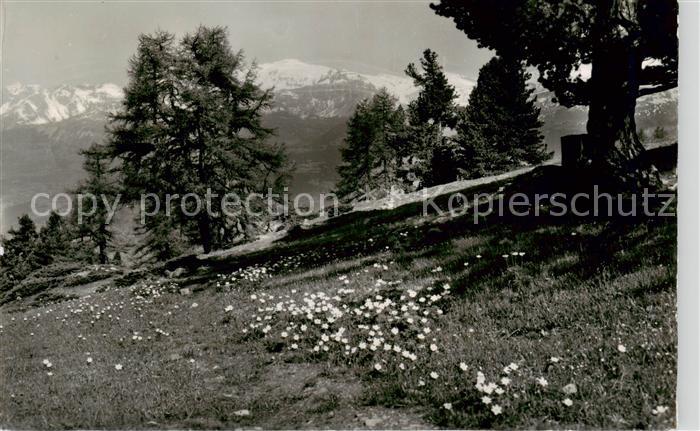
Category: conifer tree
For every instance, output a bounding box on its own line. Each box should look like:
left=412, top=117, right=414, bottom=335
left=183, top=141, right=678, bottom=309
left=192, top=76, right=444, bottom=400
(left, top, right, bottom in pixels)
left=37, top=211, right=72, bottom=264
left=368, top=89, right=406, bottom=191
left=424, top=139, right=464, bottom=186
left=403, top=50, right=458, bottom=185
left=432, top=0, right=678, bottom=188
left=75, top=144, right=117, bottom=264
left=136, top=214, right=184, bottom=262
left=0, top=215, right=40, bottom=284
left=454, top=56, right=549, bottom=179
left=112, top=250, right=122, bottom=265
left=336, top=89, right=405, bottom=200
left=109, top=26, right=288, bottom=255
left=405, top=49, right=458, bottom=131
left=337, top=100, right=373, bottom=199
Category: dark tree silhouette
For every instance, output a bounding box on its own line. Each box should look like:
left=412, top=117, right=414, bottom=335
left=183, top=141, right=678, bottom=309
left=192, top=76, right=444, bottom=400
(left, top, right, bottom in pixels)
left=404, top=49, right=458, bottom=186
left=455, top=56, right=549, bottom=179
left=431, top=0, right=678, bottom=188
left=336, top=89, right=406, bottom=200
left=0, top=215, right=40, bottom=285
left=75, top=144, right=117, bottom=264
left=37, top=212, right=72, bottom=264
left=109, top=26, right=288, bottom=255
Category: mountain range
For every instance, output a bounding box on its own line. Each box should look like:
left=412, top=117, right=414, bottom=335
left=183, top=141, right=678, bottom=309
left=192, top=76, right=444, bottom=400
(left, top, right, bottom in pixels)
left=0, top=59, right=677, bottom=232
left=1, top=59, right=475, bottom=125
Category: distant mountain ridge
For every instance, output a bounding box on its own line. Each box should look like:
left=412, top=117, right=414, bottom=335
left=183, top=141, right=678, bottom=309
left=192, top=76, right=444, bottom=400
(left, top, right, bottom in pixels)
left=1, top=83, right=123, bottom=126
left=0, top=59, right=677, bottom=233
left=256, top=59, right=474, bottom=117
left=1, top=59, right=476, bottom=126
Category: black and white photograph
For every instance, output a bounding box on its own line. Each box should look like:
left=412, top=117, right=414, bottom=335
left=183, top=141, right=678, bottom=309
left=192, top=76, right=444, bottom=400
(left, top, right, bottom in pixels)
left=0, top=0, right=697, bottom=429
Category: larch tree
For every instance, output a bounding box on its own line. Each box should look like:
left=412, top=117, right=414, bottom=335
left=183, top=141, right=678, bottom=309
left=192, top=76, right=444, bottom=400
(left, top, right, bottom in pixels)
left=336, top=99, right=375, bottom=200
left=37, top=211, right=73, bottom=264
left=108, top=26, right=288, bottom=255
left=368, top=89, right=407, bottom=191
left=336, top=89, right=406, bottom=200
left=75, top=144, right=118, bottom=264
left=107, top=30, right=180, bottom=259
left=0, top=215, right=40, bottom=286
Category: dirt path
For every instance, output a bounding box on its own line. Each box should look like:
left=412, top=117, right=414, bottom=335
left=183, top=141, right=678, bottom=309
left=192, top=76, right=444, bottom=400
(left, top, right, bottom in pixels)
left=184, top=352, right=434, bottom=429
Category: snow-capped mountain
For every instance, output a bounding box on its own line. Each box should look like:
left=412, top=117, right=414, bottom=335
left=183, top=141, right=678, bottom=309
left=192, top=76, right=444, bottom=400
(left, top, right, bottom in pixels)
left=0, top=58, right=676, bottom=131
left=1, top=83, right=123, bottom=126
left=0, top=59, right=677, bottom=233
left=256, top=59, right=474, bottom=117
left=1, top=59, right=475, bottom=126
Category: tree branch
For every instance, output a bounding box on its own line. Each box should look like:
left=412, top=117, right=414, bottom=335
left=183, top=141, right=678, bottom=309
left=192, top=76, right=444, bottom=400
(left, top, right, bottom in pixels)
left=638, top=82, right=677, bottom=97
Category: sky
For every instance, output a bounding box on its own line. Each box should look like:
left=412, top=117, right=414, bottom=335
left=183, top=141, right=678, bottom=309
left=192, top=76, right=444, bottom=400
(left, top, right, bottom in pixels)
left=1, top=1, right=493, bottom=87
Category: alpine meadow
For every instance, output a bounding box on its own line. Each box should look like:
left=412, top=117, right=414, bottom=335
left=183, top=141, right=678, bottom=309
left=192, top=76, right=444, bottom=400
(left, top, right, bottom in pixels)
left=0, top=1, right=683, bottom=429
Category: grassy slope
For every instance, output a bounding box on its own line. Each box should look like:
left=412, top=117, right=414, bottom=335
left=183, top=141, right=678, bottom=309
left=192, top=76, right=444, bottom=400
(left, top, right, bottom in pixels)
left=0, top=170, right=676, bottom=429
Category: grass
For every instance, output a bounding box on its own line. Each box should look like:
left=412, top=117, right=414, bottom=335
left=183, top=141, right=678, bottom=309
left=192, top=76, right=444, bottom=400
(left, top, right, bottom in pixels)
left=0, top=171, right=677, bottom=429
left=1, top=263, right=122, bottom=305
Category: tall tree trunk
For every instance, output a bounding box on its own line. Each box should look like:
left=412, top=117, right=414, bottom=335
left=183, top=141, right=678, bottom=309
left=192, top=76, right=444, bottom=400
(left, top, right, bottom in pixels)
left=198, top=215, right=212, bottom=254
left=98, top=224, right=107, bottom=264
left=587, top=1, right=659, bottom=191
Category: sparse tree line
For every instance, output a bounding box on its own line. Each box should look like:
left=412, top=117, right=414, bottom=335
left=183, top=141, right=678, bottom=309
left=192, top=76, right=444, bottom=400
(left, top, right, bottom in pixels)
left=1, top=0, right=678, bottom=293
left=336, top=51, right=550, bottom=200
left=1, top=26, right=289, bottom=291
left=0, top=146, right=121, bottom=290
left=1, top=28, right=549, bottom=292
